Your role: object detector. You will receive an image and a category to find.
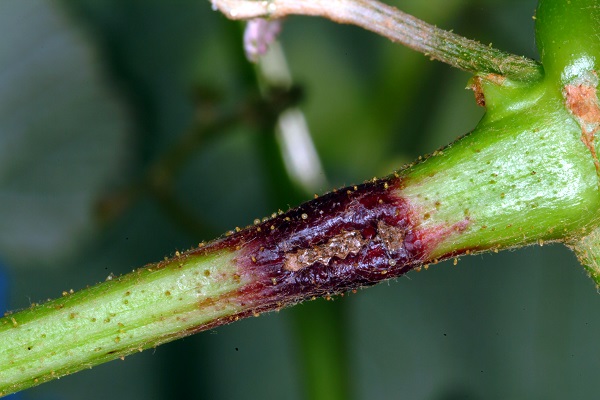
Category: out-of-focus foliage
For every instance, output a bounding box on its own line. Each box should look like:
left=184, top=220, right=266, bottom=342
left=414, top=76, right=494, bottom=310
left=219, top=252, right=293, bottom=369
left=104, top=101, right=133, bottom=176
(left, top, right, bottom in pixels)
left=3, top=0, right=600, bottom=399
left=0, top=1, right=128, bottom=267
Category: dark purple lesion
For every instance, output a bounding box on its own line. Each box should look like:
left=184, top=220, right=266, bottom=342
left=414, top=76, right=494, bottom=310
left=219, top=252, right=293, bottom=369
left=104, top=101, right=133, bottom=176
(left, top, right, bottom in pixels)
left=191, top=176, right=432, bottom=309
left=178, top=174, right=473, bottom=335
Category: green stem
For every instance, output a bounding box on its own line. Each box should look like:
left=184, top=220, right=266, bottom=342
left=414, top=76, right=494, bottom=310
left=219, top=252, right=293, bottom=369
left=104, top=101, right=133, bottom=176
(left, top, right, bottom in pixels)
left=212, top=0, right=542, bottom=80
left=538, top=0, right=600, bottom=288
left=401, top=77, right=599, bottom=256
left=3, top=0, right=600, bottom=397
left=0, top=249, right=241, bottom=396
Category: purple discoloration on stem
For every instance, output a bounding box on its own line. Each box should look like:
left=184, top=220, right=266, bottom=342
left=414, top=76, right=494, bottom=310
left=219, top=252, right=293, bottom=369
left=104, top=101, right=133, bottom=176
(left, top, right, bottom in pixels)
left=237, top=178, right=418, bottom=300
left=203, top=179, right=415, bottom=298
left=180, top=175, right=471, bottom=335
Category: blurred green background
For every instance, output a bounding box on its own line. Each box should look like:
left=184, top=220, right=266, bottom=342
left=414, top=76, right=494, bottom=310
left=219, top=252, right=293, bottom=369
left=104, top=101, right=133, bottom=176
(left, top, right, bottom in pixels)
left=2, top=0, right=600, bottom=399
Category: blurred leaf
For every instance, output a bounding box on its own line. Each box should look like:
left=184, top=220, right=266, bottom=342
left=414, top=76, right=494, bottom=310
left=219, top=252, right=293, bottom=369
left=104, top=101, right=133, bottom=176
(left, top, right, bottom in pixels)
left=0, top=0, right=128, bottom=268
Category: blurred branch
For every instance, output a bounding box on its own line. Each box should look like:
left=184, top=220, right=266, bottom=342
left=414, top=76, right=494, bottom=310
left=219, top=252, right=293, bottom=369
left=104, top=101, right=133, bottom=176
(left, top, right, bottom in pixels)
left=211, top=0, right=543, bottom=81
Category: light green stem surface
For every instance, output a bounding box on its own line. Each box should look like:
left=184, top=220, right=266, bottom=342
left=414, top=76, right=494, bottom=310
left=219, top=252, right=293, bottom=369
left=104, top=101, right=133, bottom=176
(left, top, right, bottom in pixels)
left=400, top=76, right=600, bottom=258
left=0, top=250, right=240, bottom=396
